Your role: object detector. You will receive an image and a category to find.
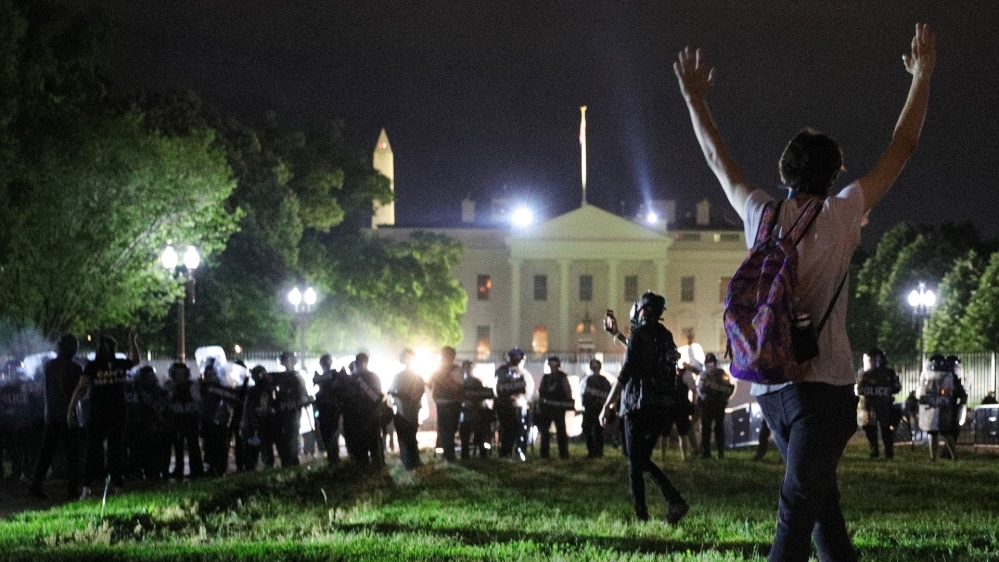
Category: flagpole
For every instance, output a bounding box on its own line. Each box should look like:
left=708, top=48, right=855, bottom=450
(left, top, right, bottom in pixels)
left=580, top=106, right=587, bottom=207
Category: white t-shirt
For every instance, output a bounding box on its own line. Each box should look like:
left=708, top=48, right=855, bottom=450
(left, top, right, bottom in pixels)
left=742, top=182, right=865, bottom=389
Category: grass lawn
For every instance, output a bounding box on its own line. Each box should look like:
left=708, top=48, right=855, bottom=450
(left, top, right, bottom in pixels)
left=1, top=438, right=997, bottom=561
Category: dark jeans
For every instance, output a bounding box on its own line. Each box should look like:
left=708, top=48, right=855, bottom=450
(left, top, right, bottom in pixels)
left=623, top=411, right=684, bottom=518
left=395, top=414, right=421, bottom=469
left=862, top=400, right=894, bottom=458
left=30, top=422, right=80, bottom=494
left=581, top=411, right=604, bottom=457
left=757, top=383, right=859, bottom=562
left=537, top=409, right=569, bottom=459
left=85, top=415, right=126, bottom=487
left=700, top=401, right=727, bottom=458
left=435, top=402, right=461, bottom=461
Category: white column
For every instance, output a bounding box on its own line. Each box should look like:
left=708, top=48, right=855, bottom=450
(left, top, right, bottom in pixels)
left=656, top=261, right=668, bottom=294
left=510, top=258, right=522, bottom=348
left=607, top=259, right=620, bottom=312
left=559, top=259, right=571, bottom=352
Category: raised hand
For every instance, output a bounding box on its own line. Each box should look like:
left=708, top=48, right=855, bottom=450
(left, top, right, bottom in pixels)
left=673, top=46, right=715, bottom=100
left=902, top=23, right=936, bottom=79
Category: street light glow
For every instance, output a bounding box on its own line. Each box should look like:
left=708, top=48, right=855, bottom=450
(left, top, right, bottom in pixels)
left=161, top=245, right=178, bottom=270
left=303, top=287, right=317, bottom=306
left=288, top=287, right=302, bottom=307
left=646, top=211, right=659, bottom=224
left=183, top=246, right=201, bottom=270
left=908, top=287, right=936, bottom=308
left=511, top=206, right=534, bottom=228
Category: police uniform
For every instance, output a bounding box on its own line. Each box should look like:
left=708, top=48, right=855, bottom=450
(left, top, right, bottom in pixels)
left=431, top=363, right=463, bottom=462
left=697, top=363, right=735, bottom=459
left=459, top=374, right=494, bottom=459
left=314, top=367, right=348, bottom=465
left=168, top=369, right=203, bottom=478
left=271, top=369, right=307, bottom=468
left=858, top=358, right=902, bottom=459
left=580, top=372, right=611, bottom=458
left=537, top=365, right=573, bottom=459
left=389, top=367, right=425, bottom=469
left=350, top=367, right=386, bottom=467
left=495, top=359, right=532, bottom=458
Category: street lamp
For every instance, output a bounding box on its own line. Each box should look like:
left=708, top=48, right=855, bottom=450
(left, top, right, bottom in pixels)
left=907, top=281, right=936, bottom=357
left=162, top=244, right=200, bottom=362
left=287, top=285, right=317, bottom=365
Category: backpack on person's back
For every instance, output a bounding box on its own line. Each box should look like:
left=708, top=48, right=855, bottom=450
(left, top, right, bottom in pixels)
left=724, top=200, right=832, bottom=384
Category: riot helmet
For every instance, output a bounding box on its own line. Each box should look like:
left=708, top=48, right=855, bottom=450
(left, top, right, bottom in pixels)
left=507, top=348, right=525, bottom=366
left=946, top=355, right=961, bottom=374
left=169, top=362, right=191, bottom=382
left=928, top=354, right=948, bottom=372
left=868, top=348, right=887, bottom=369
left=137, top=365, right=159, bottom=390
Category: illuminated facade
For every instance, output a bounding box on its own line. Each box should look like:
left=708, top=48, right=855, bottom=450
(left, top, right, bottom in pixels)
left=373, top=202, right=746, bottom=358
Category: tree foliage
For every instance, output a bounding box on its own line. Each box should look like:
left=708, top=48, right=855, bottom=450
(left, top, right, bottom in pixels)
left=303, top=232, right=467, bottom=352
left=923, top=250, right=982, bottom=353
left=849, top=222, right=988, bottom=356
left=953, top=252, right=999, bottom=352
left=0, top=2, right=239, bottom=339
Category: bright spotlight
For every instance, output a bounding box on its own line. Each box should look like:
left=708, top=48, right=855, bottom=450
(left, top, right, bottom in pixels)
left=303, top=287, right=317, bottom=306
left=411, top=347, right=440, bottom=381
left=646, top=211, right=659, bottom=224
left=287, top=287, right=302, bottom=307
left=511, top=206, right=534, bottom=228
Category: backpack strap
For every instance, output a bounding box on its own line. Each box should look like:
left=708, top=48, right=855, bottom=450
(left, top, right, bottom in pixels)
left=755, top=200, right=784, bottom=246
left=816, top=272, right=848, bottom=336
left=786, top=198, right=822, bottom=246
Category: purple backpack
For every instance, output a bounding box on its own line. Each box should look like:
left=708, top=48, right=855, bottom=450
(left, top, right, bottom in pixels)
left=724, top=199, right=821, bottom=384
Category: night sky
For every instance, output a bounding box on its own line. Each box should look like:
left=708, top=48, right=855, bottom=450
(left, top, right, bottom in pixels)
left=95, top=1, right=998, bottom=248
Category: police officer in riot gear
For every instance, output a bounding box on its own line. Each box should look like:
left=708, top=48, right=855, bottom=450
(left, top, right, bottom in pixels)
left=600, top=292, right=688, bottom=524
left=459, top=360, right=494, bottom=459
left=495, top=348, right=533, bottom=459
left=167, top=362, right=204, bottom=478
left=272, top=352, right=308, bottom=467
left=314, top=354, right=346, bottom=466
left=580, top=359, right=611, bottom=458
left=537, top=356, right=573, bottom=459
left=349, top=353, right=386, bottom=467
left=697, top=353, right=735, bottom=459
left=430, top=347, right=463, bottom=462
left=200, top=358, right=241, bottom=476
left=919, top=354, right=967, bottom=461
left=858, top=348, right=902, bottom=459
left=389, top=350, right=426, bottom=469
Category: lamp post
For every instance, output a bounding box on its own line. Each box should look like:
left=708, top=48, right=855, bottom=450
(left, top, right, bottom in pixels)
left=162, top=245, right=200, bottom=362
left=287, top=286, right=317, bottom=365
left=907, top=281, right=936, bottom=359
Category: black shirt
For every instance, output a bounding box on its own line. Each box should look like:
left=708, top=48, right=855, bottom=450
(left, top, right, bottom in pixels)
left=84, top=357, right=137, bottom=416
left=43, top=356, right=83, bottom=425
